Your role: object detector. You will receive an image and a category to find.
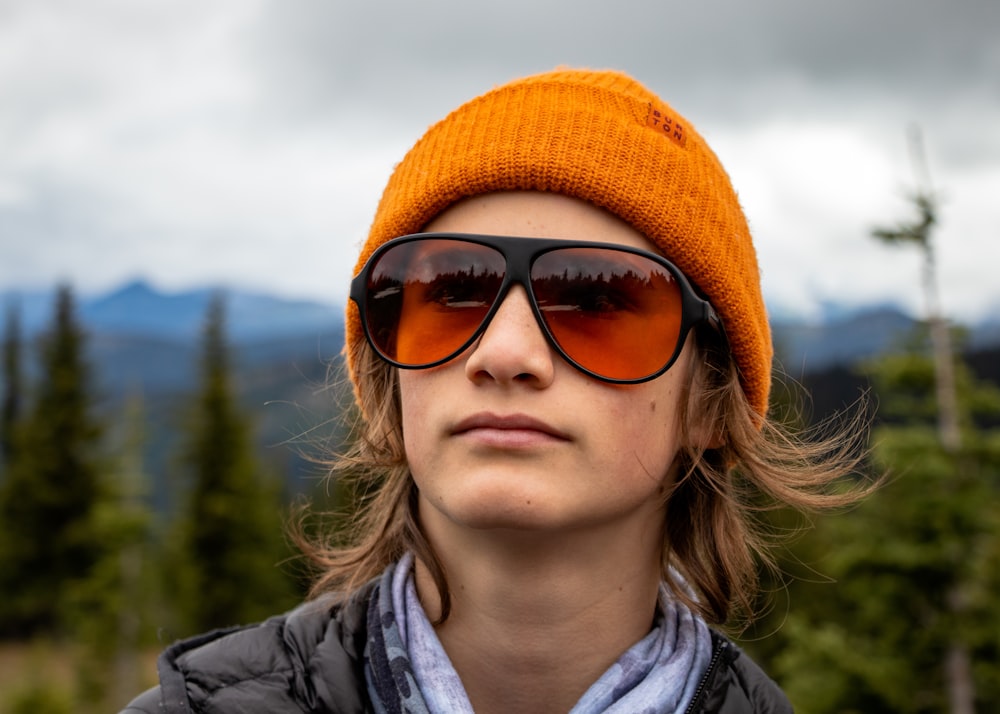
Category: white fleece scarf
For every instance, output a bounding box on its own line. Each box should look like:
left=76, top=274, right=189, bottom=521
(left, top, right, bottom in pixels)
left=372, top=553, right=712, bottom=714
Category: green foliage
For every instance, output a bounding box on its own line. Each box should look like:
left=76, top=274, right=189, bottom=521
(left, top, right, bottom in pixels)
left=746, top=347, right=1000, bottom=712
left=0, top=287, right=314, bottom=704
left=61, top=392, right=159, bottom=709
left=1, top=301, right=23, bottom=470
left=866, top=334, right=1000, bottom=428
left=2, top=683, right=73, bottom=714
left=170, top=294, right=300, bottom=634
left=871, top=189, right=936, bottom=252
left=0, top=640, right=95, bottom=714
left=0, top=292, right=159, bottom=709
left=0, top=286, right=107, bottom=638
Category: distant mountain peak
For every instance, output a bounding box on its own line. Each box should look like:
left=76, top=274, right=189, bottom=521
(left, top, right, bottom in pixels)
left=74, top=279, right=340, bottom=341
left=116, top=278, right=158, bottom=295
left=92, top=279, right=167, bottom=307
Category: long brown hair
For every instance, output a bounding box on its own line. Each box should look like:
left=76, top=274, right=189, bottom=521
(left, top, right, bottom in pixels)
left=295, top=324, right=872, bottom=627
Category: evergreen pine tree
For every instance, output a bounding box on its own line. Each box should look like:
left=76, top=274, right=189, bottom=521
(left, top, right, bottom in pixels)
left=173, top=293, right=298, bottom=634
left=1, top=300, right=24, bottom=471
left=759, top=341, right=1000, bottom=712
left=0, top=285, right=105, bottom=638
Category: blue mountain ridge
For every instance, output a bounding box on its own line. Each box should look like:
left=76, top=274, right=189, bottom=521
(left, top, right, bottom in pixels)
left=5, top=280, right=1000, bottom=383
left=5, top=279, right=342, bottom=343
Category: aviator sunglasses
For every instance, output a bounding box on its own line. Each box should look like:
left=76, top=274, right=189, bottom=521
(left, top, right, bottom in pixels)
left=350, top=233, right=720, bottom=384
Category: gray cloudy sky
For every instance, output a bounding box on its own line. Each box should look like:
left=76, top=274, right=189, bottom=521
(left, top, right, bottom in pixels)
left=2, top=0, right=999, bottom=322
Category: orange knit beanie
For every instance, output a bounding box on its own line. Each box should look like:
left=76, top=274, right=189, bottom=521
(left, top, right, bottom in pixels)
left=346, top=68, right=772, bottom=416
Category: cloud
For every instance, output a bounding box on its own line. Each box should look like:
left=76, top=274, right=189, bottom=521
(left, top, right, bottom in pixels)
left=1, top=0, right=998, bottom=323
left=245, top=0, right=1000, bottom=111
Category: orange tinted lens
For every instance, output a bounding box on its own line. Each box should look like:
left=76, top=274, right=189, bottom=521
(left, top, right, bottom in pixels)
left=366, top=239, right=505, bottom=365
left=531, top=247, right=683, bottom=380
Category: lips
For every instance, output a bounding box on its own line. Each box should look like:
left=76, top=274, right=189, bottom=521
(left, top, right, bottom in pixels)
left=451, top=413, right=570, bottom=441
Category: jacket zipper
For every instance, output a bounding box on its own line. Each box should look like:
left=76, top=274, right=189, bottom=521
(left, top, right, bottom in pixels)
left=684, top=637, right=727, bottom=714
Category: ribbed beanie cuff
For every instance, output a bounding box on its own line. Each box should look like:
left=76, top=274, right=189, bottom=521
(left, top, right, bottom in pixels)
left=346, top=68, right=772, bottom=416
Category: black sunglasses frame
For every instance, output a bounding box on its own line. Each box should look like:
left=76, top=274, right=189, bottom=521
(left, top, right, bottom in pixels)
left=350, top=233, right=720, bottom=384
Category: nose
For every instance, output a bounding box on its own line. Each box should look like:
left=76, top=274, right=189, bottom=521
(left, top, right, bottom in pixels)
left=464, top=285, right=556, bottom=387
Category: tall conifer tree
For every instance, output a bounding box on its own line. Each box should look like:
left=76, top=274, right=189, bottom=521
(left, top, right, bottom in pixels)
left=1, top=300, right=23, bottom=471
left=0, top=285, right=104, bottom=637
left=174, top=293, right=296, bottom=634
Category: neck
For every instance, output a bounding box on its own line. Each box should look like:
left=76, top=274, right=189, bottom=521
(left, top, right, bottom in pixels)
left=414, top=511, right=664, bottom=714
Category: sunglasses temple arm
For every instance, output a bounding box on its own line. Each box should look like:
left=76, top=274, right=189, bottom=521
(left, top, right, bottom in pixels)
left=701, top=299, right=721, bottom=328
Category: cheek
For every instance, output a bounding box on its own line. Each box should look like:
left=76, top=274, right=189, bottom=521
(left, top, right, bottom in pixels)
left=602, top=389, right=686, bottom=480
left=398, top=373, right=428, bottom=460
left=398, top=371, right=449, bottom=478
left=642, top=412, right=682, bottom=466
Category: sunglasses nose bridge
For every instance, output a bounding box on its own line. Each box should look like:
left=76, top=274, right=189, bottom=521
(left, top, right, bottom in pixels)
left=495, top=238, right=537, bottom=288
left=491, top=243, right=553, bottom=343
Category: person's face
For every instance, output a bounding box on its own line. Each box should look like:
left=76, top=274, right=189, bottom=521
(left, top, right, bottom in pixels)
left=399, top=191, right=696, bottom=540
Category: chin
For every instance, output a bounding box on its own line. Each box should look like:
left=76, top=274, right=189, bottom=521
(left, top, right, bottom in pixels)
left=428, top=488, right=574, bottom=533
left=453, top=500, right=558, bottom=531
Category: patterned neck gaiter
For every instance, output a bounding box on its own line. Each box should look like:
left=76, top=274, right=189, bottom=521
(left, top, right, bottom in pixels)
left=364, top=553, right=713, bottom=714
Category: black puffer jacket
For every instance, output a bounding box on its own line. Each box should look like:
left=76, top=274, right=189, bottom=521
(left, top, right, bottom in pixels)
left=121, top=583, right=791, bottom=714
